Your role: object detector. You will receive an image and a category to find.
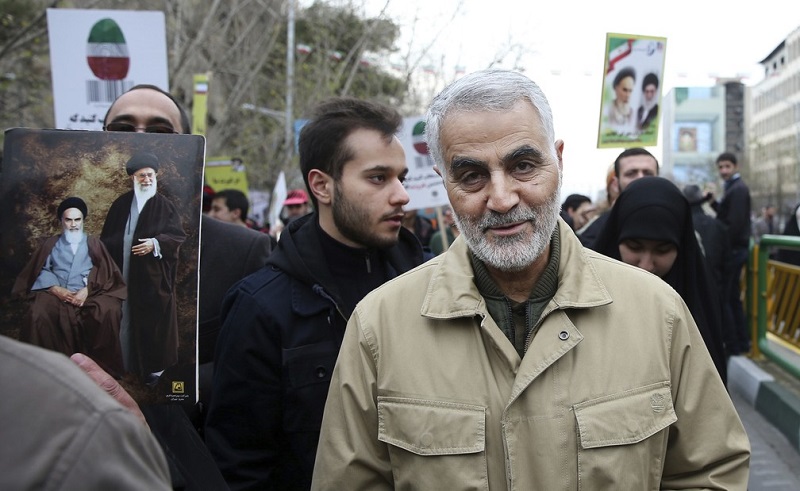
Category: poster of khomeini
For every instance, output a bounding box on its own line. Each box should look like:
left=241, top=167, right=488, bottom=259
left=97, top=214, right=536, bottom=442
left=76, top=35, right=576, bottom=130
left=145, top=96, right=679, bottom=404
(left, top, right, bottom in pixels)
left=0, top=127, right=205, bottom=407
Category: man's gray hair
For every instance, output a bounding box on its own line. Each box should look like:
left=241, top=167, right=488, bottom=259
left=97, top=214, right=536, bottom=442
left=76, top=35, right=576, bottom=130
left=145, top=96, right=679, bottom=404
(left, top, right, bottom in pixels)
left=425, top=69, right=556, bottom=176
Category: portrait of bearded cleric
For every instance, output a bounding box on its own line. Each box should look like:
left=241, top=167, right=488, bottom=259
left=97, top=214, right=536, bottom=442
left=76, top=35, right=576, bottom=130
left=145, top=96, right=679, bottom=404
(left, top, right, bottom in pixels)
left=0, top=128, right=204, bottom=404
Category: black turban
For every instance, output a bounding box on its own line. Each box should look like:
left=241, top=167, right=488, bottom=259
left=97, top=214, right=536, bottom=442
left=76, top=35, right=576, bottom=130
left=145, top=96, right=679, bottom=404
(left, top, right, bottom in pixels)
left=57, top=197, right=88, bottom=219
left=126, top=152, right=160, bottom=175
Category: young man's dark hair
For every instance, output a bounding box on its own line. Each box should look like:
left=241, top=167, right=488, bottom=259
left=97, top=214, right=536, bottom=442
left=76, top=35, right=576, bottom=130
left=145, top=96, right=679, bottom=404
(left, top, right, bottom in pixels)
left=298, top=97, right=402, bottom=208
left=716, top=152, right=737, bottom=165
left=614, top=147, right=658, bottom=177
left=214, top=189, right=249, bottom=221
left=103, top=84, right=192, bottom=135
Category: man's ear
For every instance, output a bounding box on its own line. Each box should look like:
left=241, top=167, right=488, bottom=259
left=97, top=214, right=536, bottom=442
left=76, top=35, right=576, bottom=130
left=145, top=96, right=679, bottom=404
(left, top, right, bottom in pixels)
left=308, top=169, right=333, bottom=205
left=555, top=139, right=565, bottom=172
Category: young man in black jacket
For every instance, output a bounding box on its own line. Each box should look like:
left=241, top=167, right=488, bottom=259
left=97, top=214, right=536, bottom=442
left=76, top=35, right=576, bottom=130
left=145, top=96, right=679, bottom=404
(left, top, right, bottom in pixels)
left=713, top=152, right=752, bottom=355
left=204, top=97, right=427, bottom=490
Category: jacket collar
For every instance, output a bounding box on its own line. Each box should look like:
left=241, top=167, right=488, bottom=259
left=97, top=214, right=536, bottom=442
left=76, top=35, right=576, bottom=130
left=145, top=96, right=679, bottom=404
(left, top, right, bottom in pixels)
left=421, top=218, right=612, bottom=320
left=269, top=212, right=426, bottom=317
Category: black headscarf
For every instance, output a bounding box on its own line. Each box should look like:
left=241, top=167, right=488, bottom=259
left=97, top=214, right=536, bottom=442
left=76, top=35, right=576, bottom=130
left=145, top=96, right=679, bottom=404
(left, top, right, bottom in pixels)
left=594, top=176, right=727, bottom=383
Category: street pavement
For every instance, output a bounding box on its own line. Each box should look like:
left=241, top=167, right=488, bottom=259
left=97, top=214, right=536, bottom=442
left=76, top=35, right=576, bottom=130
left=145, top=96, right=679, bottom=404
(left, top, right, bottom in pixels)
left=731, top=389, right=800, bottom=490
left=727, top=337, right=800, bottom=490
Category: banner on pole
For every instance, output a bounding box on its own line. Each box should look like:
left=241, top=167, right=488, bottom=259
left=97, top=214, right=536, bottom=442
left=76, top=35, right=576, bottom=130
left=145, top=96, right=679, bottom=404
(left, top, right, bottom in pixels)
left=597, top=33, right=667, bottom=149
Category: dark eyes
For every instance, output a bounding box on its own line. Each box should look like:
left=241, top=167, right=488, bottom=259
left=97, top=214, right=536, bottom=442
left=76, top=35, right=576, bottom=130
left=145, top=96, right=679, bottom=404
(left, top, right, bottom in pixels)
left=515, top=161, right=535, bottom=172
left=622, top=240, right=676, bottom=254
left=369, top=174, right=407, bottom=184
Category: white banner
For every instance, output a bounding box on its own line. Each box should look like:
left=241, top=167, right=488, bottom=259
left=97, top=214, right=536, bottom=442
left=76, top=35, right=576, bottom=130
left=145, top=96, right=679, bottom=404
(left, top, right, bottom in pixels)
left=47, top=8, right=169, bottom=130
left=269, top=171, right=288, bottom=229
left=398, top=116, right=449, bottom=210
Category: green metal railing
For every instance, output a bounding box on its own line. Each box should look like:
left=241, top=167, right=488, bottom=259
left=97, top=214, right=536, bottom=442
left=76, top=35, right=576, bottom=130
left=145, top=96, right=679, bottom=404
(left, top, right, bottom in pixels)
left=750, top=234, right=800, bottom=379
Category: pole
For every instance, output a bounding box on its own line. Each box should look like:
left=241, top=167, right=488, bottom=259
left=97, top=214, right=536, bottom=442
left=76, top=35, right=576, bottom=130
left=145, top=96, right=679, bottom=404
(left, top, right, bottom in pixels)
left=285, top=0, right=296, bottom=165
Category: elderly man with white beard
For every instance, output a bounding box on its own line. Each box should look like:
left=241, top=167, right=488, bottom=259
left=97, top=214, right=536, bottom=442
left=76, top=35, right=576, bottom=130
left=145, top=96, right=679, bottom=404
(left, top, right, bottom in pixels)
left=13, top=197, right=127, bottom=376
left=311, top=69, right=750, bottom=490
left=101, top=152, right=186, bottom=379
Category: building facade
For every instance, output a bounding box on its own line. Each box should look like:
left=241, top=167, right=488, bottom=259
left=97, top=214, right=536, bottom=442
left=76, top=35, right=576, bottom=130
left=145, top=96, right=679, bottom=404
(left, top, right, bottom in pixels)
left=660, top=82, right=741, bottom=195
left=750, top=26, right=800, bottom=221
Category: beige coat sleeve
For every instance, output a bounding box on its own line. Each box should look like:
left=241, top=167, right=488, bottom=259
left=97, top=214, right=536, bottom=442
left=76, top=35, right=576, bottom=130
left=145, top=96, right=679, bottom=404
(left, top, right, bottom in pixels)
left=311, top=310, right=394, bottom=490
left=56, top=408, right=172, bottom=490
left=661, top=295, right=751, bottom=489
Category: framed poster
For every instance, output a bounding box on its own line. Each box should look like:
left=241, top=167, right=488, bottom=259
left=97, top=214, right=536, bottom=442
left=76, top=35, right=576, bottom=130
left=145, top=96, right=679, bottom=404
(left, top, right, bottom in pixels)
left=597, top=33, right=667, bottom=149
left=1, top=128, right=204, bottom=407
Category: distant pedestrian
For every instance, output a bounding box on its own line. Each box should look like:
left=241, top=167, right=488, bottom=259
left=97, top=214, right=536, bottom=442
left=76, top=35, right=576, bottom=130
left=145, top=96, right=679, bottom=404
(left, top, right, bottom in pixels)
left=560, top=193, right=594, bottom=231
left=683, top=184, right=731, bottom=295
left=711, top=152, right=751, bottom=355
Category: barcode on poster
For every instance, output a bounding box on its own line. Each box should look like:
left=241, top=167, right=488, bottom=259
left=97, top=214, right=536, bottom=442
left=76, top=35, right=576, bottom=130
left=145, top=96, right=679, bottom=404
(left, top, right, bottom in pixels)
left=414, top=155, right=434, bottom=169
left=86, top=80, right=134, bottom=104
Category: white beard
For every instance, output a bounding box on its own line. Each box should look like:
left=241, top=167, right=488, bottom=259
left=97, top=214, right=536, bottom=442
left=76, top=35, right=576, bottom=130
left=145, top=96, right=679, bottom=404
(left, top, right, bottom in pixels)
left=454, top=171, right=562, bottom=272
left=134, top=179, right=158, bottom=210
left=64, top=229, right=84, bottom=245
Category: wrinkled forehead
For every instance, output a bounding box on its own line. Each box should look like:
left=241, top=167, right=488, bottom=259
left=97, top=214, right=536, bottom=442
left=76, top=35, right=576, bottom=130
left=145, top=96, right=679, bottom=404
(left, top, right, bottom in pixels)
left=62, top=208, right=84, bottom=220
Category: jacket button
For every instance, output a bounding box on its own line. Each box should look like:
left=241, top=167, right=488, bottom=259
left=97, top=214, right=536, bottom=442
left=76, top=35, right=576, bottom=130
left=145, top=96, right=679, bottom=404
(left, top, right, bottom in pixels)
left=558, top=331, right=569, bottom=340
left=315, top=366, right=327, bottom=378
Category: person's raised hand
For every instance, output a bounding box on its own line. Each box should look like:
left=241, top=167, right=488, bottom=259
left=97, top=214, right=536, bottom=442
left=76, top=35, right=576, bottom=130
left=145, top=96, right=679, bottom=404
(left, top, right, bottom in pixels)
left=70, top=353, right=148, bottom=428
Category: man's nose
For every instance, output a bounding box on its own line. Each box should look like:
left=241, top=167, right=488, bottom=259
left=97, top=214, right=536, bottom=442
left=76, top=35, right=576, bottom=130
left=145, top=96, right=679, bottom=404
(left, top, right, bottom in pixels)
left=390, top=178, right=410, bottom=207
left=486, top=172, right=520, bottom=214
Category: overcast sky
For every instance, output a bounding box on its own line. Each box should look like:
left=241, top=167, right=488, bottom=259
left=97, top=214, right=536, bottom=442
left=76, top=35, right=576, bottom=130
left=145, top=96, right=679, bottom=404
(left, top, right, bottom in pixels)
left=359, top=0, right=799, bottom=200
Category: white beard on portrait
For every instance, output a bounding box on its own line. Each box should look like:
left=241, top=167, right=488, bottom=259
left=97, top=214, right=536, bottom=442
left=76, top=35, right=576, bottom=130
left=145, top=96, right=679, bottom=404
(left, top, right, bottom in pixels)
left=134, top=178, right=158, bottom=207
left=63, top=229, right=85, bottom=245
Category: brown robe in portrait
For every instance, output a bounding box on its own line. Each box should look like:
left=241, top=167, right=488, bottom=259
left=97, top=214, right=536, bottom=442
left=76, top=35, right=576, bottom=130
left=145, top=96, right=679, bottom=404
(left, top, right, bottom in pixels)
left=12, top=235, right=127, bottom=376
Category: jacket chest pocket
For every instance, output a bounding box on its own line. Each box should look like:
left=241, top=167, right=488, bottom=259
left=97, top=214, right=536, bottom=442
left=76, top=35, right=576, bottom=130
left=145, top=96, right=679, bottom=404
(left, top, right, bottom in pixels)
left=573, top=381, right=677, bottom=490
left=377, top=397, right=489, bottom=491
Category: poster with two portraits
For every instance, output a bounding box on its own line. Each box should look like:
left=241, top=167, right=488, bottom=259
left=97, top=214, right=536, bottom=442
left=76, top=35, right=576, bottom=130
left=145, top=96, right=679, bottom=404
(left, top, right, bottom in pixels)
left=598, top=33, right=667, bottom=149
left=0, top=128, right=204, bottom=409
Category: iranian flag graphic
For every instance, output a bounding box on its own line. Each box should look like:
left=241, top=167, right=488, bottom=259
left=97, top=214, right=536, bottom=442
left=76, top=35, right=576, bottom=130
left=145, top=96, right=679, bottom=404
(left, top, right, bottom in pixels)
left=606, top=37, right=633, bottom=74
left=87, top=18, right=130, bottom=80
left=412, top=121, right=428, bottom=155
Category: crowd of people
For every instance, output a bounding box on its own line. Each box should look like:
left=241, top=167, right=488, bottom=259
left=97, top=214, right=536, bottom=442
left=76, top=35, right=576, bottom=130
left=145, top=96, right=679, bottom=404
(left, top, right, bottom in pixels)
left=21, top=66, right=800, bottom=489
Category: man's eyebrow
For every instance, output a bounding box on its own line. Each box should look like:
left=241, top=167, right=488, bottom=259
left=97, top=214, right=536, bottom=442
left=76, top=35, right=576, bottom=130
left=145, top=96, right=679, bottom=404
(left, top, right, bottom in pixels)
left=450, top=156, right=486, bottom=172
left=503, top=144, right=543, bottom=163
left=361, top=164, right=408, bottom=174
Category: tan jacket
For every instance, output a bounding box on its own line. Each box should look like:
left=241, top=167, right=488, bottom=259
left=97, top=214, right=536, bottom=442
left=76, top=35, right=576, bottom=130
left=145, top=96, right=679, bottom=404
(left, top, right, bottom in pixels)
left=313, top=220, right=750, bottom=490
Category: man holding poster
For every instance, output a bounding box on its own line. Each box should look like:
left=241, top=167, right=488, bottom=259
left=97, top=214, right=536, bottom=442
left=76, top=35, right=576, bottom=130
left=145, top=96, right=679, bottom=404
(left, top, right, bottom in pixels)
left=598, top=33, right=666, bottom=148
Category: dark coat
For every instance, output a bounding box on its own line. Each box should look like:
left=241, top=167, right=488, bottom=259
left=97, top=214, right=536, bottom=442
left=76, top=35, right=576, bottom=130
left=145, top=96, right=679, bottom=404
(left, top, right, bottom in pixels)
left=690, top=205, right=731, bottom=293
left=204, top=212, right=425, bottom=491
left=101, top=191, right=186, bottom=374
left=198, top=215, right=271, bottom=364
left=577, top=210, right=610, bottom=249
left=715, top=176, right=751, bottom=249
